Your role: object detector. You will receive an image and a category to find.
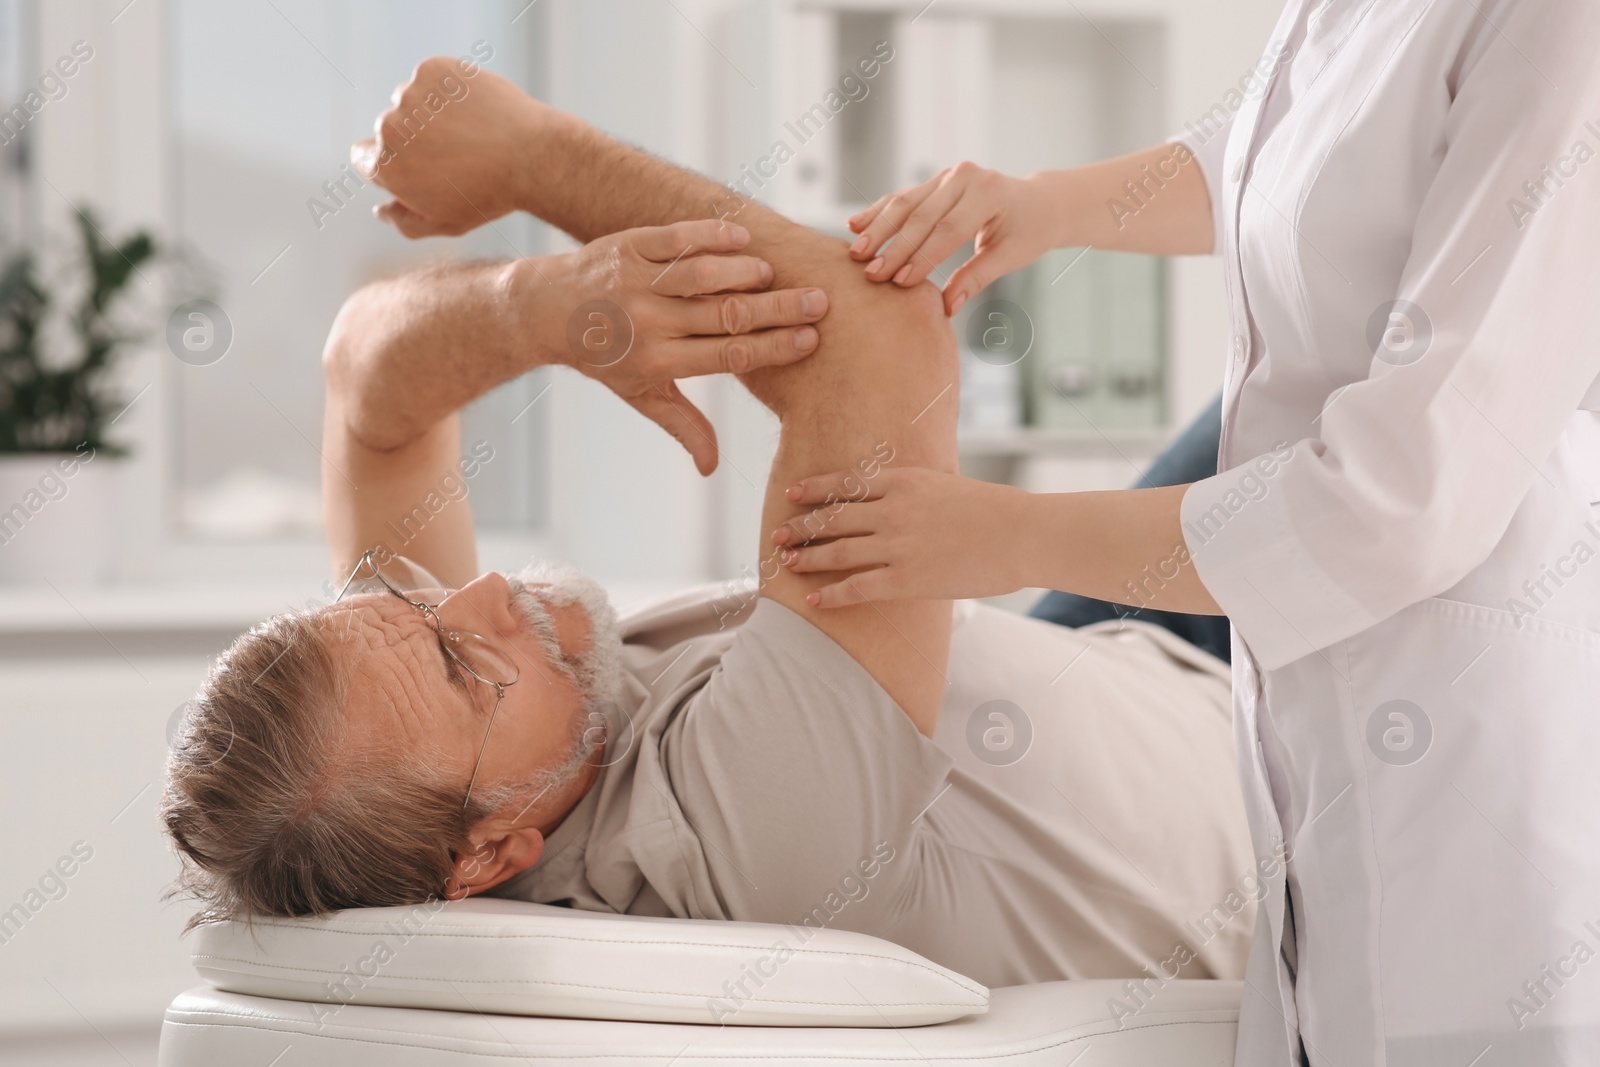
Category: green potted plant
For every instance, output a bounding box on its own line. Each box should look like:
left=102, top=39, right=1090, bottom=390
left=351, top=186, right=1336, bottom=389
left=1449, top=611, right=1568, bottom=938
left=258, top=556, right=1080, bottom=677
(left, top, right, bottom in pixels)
left=0, top=208, right=155, bottom=583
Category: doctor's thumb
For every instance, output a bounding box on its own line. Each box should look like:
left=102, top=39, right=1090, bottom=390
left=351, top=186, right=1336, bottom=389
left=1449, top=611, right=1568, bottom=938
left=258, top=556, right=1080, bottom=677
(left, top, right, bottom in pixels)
left=943, top=255, right=1003, bottom=318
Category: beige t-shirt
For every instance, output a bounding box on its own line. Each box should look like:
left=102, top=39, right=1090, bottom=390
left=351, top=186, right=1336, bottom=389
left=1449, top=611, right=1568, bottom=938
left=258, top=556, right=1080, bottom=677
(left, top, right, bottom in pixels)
left=490, top=587, right=1255, bottom=989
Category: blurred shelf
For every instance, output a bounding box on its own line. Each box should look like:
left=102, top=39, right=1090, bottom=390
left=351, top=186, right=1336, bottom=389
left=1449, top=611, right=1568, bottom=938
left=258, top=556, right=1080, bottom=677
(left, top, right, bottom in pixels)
left=785, top=203, right=867, bottom=237
left=0, top=583, right=302, bottom=660
left=0, top=577, right=692, bottom=656
left=797, top=0, right=1174, bottom=16
left=0, top=583, right=298, bottom=636
left=958, top=426, right=1167, bottom=459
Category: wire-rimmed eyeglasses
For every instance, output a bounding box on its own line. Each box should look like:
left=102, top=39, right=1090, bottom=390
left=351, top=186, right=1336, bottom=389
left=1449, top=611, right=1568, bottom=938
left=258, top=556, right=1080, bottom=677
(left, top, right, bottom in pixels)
left=334, top=548, right=519, bottom=811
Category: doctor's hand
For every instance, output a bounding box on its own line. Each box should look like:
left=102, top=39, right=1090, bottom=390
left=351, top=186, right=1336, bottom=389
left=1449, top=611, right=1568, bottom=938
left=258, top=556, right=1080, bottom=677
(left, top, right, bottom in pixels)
left=544, top=220, right=829, bottom=476
left=848, top=163, right=1057, bottom=317
left=769, top=467, right=1031, bottom=607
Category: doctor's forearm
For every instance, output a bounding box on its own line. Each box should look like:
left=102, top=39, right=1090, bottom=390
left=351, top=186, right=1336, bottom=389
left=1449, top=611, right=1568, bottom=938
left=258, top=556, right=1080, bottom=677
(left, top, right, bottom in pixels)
left=1032, top=143, right=1215, bottom=256
left=1016, top=484, right=1223, bottom=615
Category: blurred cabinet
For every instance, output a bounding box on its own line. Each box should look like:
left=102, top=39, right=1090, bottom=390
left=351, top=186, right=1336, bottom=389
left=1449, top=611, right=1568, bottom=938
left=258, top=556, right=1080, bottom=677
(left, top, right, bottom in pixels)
left=1023, top=250, right=1165, bottom=434
left=715, top=0, right=1170, bottom=468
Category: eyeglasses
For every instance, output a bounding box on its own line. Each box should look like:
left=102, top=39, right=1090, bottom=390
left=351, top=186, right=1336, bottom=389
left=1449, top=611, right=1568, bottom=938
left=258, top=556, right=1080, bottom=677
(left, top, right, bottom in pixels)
left=334, top=548, right=520, bottom=811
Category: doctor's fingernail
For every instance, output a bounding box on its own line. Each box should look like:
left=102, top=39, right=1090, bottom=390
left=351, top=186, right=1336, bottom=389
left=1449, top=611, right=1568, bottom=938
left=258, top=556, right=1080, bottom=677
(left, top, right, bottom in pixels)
left=866, top=256, right=884, bottom=275
left=801, top=289, right=828, bottom=316
left=893, top=265, right=912, bottom=285
left=806, top=592, right=821, bottom=606
left=949, top=292, right=968, bottom=317
left=850, top=235, right=869, bottom=255
left=758, top=261, right=774, bottom=285
left=793, top=326, right=819, bottom=352
left=785, top=484, right=802, bottom=500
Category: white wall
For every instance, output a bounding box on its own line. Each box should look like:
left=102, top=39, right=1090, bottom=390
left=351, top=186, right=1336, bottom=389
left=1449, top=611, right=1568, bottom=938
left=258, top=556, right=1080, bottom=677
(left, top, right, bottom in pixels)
left=0, top=655, right=205, bottom=1036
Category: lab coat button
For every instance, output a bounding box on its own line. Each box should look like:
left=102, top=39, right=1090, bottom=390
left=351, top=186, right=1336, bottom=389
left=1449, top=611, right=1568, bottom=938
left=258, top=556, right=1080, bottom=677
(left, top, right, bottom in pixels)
left=1232, top=158, right=1245, bottom=183
left=1234, top=337, right=1248, bottom=362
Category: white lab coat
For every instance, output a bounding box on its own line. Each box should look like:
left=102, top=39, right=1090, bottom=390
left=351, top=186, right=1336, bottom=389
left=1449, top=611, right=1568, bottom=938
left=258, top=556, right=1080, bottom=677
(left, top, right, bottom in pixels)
left=1176, top=0, right=1600, bottom=1063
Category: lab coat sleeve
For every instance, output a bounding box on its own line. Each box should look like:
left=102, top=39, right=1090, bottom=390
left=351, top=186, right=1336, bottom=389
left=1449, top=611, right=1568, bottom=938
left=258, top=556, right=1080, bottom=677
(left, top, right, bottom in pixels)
left=1169, top=114, right=1232, bottom=256
left=1182, top=2, right=1600, bottom=671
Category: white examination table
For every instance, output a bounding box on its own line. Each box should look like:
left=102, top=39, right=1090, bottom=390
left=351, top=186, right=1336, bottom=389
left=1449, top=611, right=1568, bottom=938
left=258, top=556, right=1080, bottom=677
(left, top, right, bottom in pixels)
left=157, top=897, right=1241, bottom=1066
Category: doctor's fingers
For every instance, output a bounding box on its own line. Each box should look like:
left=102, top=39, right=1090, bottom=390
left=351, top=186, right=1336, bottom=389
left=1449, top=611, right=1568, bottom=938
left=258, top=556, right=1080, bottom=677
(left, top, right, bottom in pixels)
left=780, top=534, right=888, bottom=574
left=941, top=245, right=1014, bottom=317
left=847, top=173, right=944, bottom=261
left=784, top=468, right=895, bottom=507
left=867, top=178, right=1001, bottom=285
left=771, top=499, right=884, bottom=546
left=805, top=569, right=897, bottom=610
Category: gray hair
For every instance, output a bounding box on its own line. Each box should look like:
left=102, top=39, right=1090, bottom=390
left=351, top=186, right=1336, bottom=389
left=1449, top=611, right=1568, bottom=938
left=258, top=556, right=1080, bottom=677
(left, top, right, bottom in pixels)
left=159, top=609, right=494, bottom=931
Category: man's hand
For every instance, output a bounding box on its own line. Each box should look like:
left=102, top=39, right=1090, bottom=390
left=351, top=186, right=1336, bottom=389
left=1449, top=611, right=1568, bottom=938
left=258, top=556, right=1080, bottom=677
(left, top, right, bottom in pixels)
left=351, top=57, right=559, bottom=237
left=540, top=219, right=829, bottom=474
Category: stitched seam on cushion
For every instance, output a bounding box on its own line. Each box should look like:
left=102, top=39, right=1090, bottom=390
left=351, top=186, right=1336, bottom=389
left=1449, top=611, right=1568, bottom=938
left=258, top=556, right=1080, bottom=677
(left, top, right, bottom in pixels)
left=196, top=960, right=978, bottom=1008
left=194, top=938, right=985, bottom=994
left=225, top=922, right=921, bottom=954
left=161, top=1015, right=1235, bottom=1061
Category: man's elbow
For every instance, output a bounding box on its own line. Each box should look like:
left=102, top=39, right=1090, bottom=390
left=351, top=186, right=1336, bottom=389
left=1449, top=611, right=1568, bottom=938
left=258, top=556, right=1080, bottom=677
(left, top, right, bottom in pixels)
left=321, top=291, right=409, bottom=453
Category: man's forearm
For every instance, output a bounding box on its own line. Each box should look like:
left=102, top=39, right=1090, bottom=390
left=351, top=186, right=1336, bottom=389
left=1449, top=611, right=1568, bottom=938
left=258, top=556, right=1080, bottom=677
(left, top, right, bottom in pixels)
left=319, top=258, right=550, bottom=586
left=519, top=114, right=807, bottom=276
left=322, top=258, right=553, bottom=451
left=509, top=107, right=891, bottom=423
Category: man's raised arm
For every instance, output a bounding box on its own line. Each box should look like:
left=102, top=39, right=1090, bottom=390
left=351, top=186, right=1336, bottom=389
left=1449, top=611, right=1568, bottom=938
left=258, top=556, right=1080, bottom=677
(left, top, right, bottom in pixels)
left=320, top=218, right=829, bottom=588
left=354, top=58, right=960, bottom=733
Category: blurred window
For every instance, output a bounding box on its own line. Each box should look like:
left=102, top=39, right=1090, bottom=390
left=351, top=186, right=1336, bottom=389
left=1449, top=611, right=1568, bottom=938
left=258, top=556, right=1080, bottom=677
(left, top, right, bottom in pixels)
left=169, top=0, right=550, bottom=540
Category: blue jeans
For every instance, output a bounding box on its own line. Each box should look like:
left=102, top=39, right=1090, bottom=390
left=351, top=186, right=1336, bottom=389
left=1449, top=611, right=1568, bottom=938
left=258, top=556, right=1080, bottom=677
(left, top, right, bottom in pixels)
left=1028, top=394, right=1232, bottom=663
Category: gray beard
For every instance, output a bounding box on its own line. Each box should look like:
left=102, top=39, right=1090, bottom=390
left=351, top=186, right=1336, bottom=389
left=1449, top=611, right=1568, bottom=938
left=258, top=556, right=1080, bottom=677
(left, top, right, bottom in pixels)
left=506, top=560, right=623, bottom=706
left=492, top=704, right=603, bottom=823
left=479, top=562, right=624, bottom=818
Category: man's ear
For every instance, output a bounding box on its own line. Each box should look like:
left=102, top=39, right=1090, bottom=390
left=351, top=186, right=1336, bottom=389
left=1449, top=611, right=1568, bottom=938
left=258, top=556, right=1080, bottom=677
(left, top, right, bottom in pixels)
left=445, top=821, right=545, bottom=900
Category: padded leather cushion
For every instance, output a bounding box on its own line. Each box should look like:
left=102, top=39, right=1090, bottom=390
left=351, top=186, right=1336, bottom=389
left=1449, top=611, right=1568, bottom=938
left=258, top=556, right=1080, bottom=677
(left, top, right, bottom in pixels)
left=190, top=898, right=988, bottom=1027
left=161, top=980, right=1241, bottom=1066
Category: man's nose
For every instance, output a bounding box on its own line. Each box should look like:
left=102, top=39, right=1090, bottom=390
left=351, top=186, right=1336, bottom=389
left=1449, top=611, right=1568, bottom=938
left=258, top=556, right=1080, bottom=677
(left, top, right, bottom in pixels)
left=440, top=571, right=517, bottom=638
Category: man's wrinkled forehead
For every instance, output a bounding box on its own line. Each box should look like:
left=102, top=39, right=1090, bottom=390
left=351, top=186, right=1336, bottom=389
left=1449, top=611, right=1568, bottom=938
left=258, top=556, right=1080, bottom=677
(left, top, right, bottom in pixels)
left=313, top=595, right=471, bottom=745
left=321, top=592, right=427, bottom=648
left=317, top=594, right=457, bottom=693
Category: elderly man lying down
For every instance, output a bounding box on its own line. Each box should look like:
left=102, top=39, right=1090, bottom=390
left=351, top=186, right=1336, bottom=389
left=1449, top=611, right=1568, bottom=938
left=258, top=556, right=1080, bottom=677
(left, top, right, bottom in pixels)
left=161, top=59, right=1258, bottom=991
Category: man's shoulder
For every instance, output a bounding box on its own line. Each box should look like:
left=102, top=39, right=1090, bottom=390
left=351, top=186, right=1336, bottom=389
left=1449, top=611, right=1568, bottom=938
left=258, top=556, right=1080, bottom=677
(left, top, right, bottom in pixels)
left=618, top=580, right=761, bottom=651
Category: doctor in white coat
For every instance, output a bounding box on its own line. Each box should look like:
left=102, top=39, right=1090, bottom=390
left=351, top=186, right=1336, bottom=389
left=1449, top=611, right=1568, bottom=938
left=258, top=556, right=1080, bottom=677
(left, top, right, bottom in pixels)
left=769, top=1, right=1600, bottom=1062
